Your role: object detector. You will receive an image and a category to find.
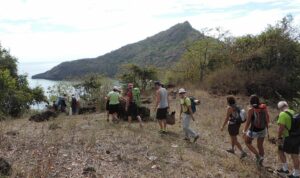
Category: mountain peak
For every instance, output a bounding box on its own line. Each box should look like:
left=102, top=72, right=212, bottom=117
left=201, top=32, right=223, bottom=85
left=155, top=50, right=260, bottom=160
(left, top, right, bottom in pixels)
left=32, top=22, right=202, bottom=80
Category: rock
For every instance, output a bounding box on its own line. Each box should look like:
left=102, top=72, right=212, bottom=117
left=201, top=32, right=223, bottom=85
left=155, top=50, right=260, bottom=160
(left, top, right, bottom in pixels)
left=29, top=110, right=58, bottom=122
left=106, top=150, right=110, bottom=154
left=82, top=167, right=96, bottom=176
left=0, top=158, right=12, bottom=176
left=147, top=156, right=157, bottom=161
left=78, top=107, right=96, bottom=115
left=48, top=123, right=61, bottom=130
left=6, top=131, right=19, bottom=136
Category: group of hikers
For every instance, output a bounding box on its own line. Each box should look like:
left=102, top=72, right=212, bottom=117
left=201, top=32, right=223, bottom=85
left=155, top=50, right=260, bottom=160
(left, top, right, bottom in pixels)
left=56, top=80, right=299, bottom=178
left=221, top=95, right=300, bottom=178
left=53, top=94, right=79, bottom=115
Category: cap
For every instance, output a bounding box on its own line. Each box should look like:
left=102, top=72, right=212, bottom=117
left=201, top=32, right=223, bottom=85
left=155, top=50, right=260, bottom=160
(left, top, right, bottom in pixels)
left=278, top=101, right=288, bottom=109
left=178, top=88, right=187, bottom=94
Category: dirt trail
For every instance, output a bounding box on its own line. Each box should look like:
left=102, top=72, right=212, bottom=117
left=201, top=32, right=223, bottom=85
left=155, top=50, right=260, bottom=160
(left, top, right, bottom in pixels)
left=0, top=90, right=281, bottom=178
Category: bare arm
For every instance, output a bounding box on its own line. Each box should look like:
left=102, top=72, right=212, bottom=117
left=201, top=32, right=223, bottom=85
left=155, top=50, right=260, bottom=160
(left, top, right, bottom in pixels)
left=221, top=107, right=232, bottom=130
left=278, top=124, right=285, bottom=138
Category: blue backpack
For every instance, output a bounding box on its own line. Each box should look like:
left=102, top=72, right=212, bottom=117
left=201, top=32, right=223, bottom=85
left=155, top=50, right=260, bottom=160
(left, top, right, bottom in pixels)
left=184, top=97, right=196, bottom=114
left=285, top=111, right=300, bottom=136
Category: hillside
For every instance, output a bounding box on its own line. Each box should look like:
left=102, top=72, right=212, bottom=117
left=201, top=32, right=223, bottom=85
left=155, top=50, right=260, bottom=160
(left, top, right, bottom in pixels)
left=0, top=91, right=281, bottom=177
left=32, top=21, right=203, bottom=80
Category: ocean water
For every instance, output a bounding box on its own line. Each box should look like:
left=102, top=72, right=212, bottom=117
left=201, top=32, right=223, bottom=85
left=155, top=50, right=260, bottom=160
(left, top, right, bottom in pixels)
left=18, top=62, right=61, bottom=109
left=18, top=62, right=60, bottom=91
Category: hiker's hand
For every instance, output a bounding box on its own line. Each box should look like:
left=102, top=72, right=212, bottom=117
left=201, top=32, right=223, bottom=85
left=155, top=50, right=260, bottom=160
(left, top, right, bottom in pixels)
left=220, top=126, right=224, bottom=131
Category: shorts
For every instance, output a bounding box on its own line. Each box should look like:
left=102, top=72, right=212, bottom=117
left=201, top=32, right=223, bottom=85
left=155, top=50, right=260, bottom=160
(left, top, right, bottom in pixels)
left=228, top=124, right=241, bottom=136
left=127, top=102, right=139, bottom=118
left=109, top=104, right=119, bottom=114
left=278, top=136, right=300, bottom=154
left=156, top=107, right=168, bottom=120
left=246, top=129, right=267, bottom=139
left=106, top=100, right=109, bottom=111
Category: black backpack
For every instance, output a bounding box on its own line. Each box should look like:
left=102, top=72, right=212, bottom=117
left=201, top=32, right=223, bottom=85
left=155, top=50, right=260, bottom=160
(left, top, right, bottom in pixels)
left=231, top=106, right=246, bottom=124
left=285, top=111, right=300, bottom=136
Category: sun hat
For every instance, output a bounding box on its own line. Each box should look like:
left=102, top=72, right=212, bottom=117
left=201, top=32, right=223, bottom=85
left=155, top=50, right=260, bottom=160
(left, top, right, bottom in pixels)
left=178, top=88, right=187, bottom=94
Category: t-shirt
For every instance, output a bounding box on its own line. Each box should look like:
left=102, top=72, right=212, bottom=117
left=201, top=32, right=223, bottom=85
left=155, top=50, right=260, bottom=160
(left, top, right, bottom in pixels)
left=108, top=91, right=120, bottom=105
left=180, top=97, right=191, bottom=113
left=127, top=90, right=133, bottom=103
left=158, top=87, right=168, bottom=108
left=277, top=109, right=295, bottom=138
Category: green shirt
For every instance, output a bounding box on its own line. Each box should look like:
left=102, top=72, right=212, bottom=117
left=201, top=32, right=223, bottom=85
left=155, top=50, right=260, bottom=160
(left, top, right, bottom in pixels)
left=277, top=109, right=295, bottom=137
left=180, top=97, right=191, bottom=113
left=107, top=91, right=120, bottom=105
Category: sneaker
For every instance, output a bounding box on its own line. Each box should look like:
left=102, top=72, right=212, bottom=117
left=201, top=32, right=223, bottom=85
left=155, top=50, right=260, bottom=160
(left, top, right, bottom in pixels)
left=275, top=168, right=289, bottom=174
left=183, top=137, right=190, bottom=141
left=256, top=155, right=264, bottom=166
left=240, top=152, right=247, bottom=159
left=288, top=175, right=300, bottom=178
left=193, top=135, right=199, bottom=143
left=226, top=149, right=235, bottom=154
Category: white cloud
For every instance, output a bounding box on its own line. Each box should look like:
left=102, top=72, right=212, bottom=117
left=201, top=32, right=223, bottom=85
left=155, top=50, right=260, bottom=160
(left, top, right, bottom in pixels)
left=0, top=0, right=299, bottom=63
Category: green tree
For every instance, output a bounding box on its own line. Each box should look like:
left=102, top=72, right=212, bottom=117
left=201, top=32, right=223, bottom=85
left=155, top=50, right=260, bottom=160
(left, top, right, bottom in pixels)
left=119, top=64, right=157, bottom=90
left=0, top=44, right=46, bottom=117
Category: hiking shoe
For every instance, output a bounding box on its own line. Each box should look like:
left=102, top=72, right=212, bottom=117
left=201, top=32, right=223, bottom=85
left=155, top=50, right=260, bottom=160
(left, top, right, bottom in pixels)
left=256, top=155, right=264, bottom=166
left=240, top=152, right=247, bottom=159
left=193, top=135, right=199, bottom=143
left=288, top=175, right=300, bottom=178
left=275, top=168, right=289, bottom=174
left=226, top=149, right=235, bottom=154
left=183, top=137, right=190, bottom=141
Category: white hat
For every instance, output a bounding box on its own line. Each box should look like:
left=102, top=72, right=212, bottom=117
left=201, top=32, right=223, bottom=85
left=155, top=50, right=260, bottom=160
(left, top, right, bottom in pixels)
left=113, top=86, right=119, bottom=91
left=178, top=88, right=187, bottom=94
left=278, top=101, right=288, bottom=109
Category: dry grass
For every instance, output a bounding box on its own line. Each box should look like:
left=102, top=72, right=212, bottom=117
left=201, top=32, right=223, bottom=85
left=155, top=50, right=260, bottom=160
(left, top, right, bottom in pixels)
left=0, top=90, right=284, bottom=178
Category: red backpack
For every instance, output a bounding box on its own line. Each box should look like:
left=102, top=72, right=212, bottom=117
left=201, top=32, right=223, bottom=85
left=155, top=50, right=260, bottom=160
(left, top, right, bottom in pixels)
left=252, top=104, right=268, bottom=129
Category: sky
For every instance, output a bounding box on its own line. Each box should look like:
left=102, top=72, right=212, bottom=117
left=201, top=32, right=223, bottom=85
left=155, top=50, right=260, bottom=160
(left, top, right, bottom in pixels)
left=0, top=0, right=300, bottom=63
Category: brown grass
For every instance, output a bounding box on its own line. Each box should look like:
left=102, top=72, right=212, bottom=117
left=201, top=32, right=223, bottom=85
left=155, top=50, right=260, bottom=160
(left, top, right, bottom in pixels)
left=0, top=90, right=285, bottom=178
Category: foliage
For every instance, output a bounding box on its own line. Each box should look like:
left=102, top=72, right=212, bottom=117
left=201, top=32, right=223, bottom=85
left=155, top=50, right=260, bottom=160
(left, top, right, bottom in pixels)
left=0, top=44, right=46, bottom=117
left=119, top=64, right=157, bottom=90
left=74, top=75, right=113, bottom=111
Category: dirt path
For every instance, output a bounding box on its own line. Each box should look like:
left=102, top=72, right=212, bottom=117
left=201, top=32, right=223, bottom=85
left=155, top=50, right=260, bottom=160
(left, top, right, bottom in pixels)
left=0, top=91, right=282, bottom=178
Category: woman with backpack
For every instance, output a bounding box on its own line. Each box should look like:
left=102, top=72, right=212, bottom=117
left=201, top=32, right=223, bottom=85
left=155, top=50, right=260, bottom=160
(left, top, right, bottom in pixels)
left=243, top=95, right=270, bottom=166
left=221, top=96, right=247, bottom=159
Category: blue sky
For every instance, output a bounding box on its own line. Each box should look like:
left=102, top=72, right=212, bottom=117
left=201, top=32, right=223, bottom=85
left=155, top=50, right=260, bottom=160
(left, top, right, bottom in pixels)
left=0, top=0, right=299, bottom=63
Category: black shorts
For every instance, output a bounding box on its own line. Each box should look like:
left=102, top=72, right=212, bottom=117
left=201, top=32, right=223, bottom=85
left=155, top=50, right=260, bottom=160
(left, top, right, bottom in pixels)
left=279, top=136, right=300, bottom=154
left=127, top=102, right=139, bottom=118
left=106, top=100, right=109, bottom=111
left=109, top=104, right=119, bottom=114
left=156, top=107, right=168, bottom=120
left=228, top=124, right=241, bottom=136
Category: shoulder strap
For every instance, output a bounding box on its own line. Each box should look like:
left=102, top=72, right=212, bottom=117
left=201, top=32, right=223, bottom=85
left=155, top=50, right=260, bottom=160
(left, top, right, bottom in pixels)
left=284, top=111, right=293, bottom=119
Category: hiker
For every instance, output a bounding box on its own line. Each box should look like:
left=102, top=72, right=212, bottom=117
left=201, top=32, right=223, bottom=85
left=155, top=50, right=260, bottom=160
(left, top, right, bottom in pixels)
left=243, top=95, right=269, bottom=166
left=154, top=81, right=169, bottom=133
left=275, top=101, right=300, bottom=178
left=179, top=88, right=199, bottom=142
left=126, top=83, right=143, bottom=128
left=221, top=96, right=247, bottom=158
left=71, top=94, right=78, bottom=115
left=107, top=86, right=122, bottom=123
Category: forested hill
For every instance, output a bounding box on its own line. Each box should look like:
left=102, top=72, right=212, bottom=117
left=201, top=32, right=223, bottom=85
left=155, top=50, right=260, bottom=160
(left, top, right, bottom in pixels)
left=32, top=21, right=203, bottom=80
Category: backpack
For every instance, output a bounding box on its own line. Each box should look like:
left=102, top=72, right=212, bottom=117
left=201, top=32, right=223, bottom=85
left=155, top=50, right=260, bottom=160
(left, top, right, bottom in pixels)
left=132, top=88, right=141, bottom=106
left=184, top=97, right=197, bottom=114
left=231, top=106, right=246, bottom=124
left=284, top=111, right=300, bottom=137
left=252, top=104, right=268, bottom=129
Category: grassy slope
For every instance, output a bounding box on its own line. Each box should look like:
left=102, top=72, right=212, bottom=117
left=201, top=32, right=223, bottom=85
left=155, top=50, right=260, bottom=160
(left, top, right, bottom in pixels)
left=0, top=90, right=282, bottom=178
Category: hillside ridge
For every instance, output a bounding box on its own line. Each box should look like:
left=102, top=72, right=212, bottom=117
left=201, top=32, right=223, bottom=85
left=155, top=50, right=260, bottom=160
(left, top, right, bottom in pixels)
left=32, top=21, right=203, bottom=80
